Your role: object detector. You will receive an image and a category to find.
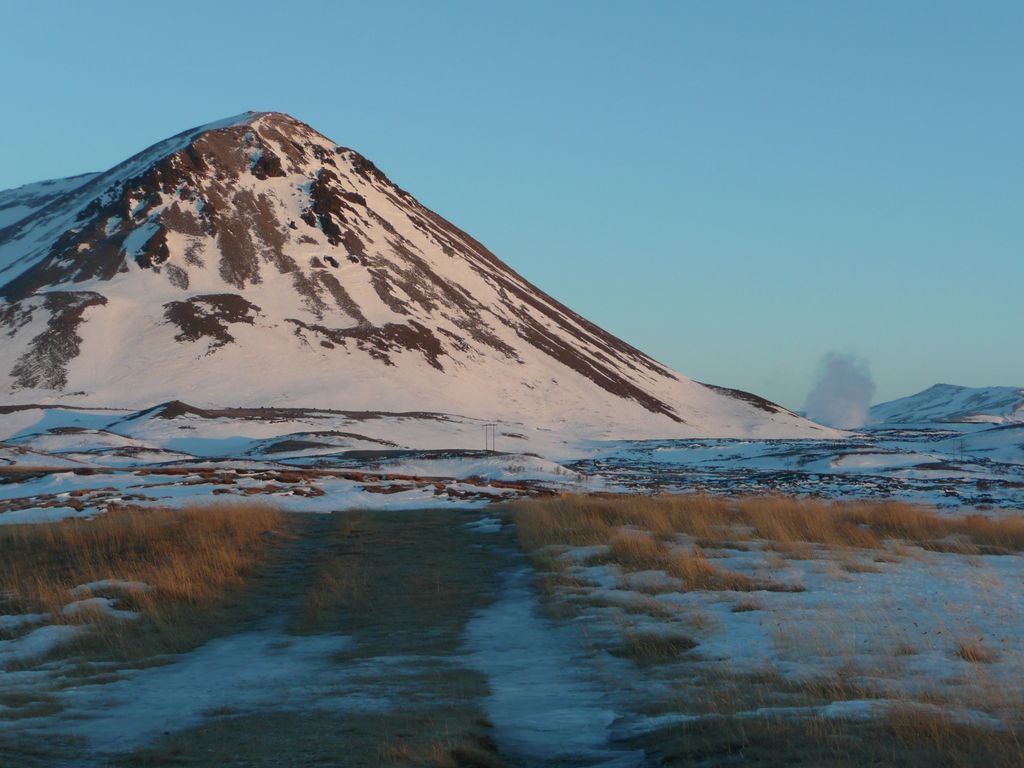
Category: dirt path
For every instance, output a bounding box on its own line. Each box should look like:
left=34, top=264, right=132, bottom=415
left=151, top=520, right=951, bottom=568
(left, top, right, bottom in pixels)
left=464, top=558, right=644, bottom=768
left=0, top=509, right=650, bottom=768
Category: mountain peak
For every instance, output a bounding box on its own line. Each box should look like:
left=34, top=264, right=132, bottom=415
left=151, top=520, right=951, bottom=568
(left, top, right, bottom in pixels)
left=0, top=113, right=831, bottom=441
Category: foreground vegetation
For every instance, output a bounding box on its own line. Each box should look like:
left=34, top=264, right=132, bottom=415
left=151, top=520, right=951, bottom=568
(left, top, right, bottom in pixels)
left=517, top=493, right=1024, bottom=554
left=0, top=502, right=288, bottom=661
left=0, top=501, right=286, bottom=611
left=4, top=494, right=1022, bottom=766
left=0, top=505, right=506, bottom=768
left=514, top=493, right=1024, bottom=767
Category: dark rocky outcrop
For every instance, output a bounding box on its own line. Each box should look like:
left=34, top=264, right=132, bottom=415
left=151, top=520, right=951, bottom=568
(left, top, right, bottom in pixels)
left=9, top=292, right=107, bottom=389
left=163, top=294, right=261, bottom=349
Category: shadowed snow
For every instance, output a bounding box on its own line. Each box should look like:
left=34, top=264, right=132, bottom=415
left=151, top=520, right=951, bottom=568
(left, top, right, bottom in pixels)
left=464, top=565, right=643, bottom=767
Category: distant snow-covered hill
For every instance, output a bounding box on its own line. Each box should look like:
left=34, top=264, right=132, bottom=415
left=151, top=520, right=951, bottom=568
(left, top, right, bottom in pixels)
left=0, top=112, right=831, bottom=441
left=869, top=384, right=1024, bottom=425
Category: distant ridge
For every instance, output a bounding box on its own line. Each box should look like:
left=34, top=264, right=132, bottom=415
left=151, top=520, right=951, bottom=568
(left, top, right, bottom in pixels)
left=869, top=384, right=1024, bottom=425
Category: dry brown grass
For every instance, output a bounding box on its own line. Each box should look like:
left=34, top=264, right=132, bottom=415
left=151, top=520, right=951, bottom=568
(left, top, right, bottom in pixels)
left=632, top=664, right=1024, bottom=765
left=956, top=640, right=998, bottom=664
left=666, top=547, right=805, bottom=592
left=879, top=706, right=1024, bottom=767
left=732, top=599, right=763, bottom=613
left=591, top=525, right=801, bottom=593
left=379, top=737, right=505, bottom=768
left=118, top=708, right=505, bottom=768
left=515, top=493, right=1024, bottom=554
left=612, top=631, right=698, bottom=664
left=0, top=502, right=287, bottom=644
left=607, top=529, right=663, bottom=567
left=663, top=546, right=722, bottom=588
left=642, top=705, right=1024, bottom=767
left=511, top=495, right=1024, bottom=764
left=841, top=558, right=883, bottom=574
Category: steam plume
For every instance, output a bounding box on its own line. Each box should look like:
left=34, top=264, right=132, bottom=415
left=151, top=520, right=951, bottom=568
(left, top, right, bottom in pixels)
left=804, top=352, right=876, bottom=428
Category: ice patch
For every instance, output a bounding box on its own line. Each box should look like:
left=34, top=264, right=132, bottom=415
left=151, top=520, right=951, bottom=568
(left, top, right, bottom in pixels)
left=62, top=597, right=140, bottom=621
left=464, top=565, right=643, bottom=766
left=70, top=580, right=153, bottom=597
left=0, top=624, right=84, bottom=665
left=48, top=626, right=368, bottom=752
left=465, top=516, right=502, bottom=534
left=0, top=613, right=50, bottom=631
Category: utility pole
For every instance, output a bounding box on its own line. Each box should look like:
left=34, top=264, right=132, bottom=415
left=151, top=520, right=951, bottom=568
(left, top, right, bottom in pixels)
left=484, top=423, right=497, bottom=452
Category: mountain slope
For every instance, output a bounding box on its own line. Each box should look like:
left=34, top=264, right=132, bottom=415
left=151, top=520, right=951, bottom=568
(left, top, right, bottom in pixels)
left=869, top=384, right=1024, bottom=425
left=0, top=112, right=830, bottom=440
left=0, top=172, right=100, bottom=230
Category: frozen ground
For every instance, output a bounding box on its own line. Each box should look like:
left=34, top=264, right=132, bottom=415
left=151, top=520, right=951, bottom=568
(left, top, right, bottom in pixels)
left=511, top=497, right=1024, bottom=764
left=12, top=627, right=371, bottom=753
left=0, top=508, right=660, bottom=767
left=0, top=405, right=1021, bottom=526
left=541, top=540, right=1024, bottom=721
left=1, top=496, right=1023, bottom=763
left=0, top=404, right=595, bottom=525
left=465, top=564, right=643, bottom=767
left=5, top=501, right=1022, bottom=765
left=573, top=423, right=1024, bottom=511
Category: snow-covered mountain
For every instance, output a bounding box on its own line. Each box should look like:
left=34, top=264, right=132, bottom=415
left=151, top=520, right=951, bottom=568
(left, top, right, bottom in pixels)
left=0, top=112, right=829, bottom=440
left=0, top=173, right=100, bottom=230
left=869, top=384, right=1024, bottom=425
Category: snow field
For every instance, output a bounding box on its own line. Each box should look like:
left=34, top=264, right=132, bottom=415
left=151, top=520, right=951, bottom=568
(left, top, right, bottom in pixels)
left=512, top=494, right=1024, bottom=746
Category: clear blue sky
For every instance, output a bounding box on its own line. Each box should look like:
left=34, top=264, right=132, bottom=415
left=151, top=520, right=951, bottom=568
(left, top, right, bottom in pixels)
left=2, top=1, right=1021, bottom=409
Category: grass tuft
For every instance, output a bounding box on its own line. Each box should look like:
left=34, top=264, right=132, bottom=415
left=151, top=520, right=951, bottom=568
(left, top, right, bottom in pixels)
left=956, top=640, right=997, bottom=664
left=612, top=631, right=698, bottom=664
left=0, top=501, right=287, bottom=660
